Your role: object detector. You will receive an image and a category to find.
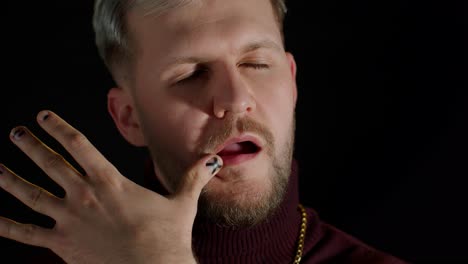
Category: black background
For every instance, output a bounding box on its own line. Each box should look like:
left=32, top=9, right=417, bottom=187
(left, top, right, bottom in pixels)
left=1, top=0, right=466, bottom=263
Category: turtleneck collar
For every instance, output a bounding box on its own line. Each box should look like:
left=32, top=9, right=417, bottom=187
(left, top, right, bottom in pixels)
left=143, top=158, right=303, bottom=261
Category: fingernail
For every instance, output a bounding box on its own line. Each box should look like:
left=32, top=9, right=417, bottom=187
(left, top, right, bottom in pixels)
left=0, top=165, right=4, bottom=175
left=206, top=156, right=223, bottom=175
left=39, top=110, right=49, bottom=121
left=11, top=127, right=25, bottom=140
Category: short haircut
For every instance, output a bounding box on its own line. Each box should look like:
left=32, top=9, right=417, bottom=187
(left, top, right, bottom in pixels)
left=92, top=0, right=287, bottom=81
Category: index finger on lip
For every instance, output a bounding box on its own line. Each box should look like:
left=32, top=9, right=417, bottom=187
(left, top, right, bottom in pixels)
left=35, top=110, right=112, bottom=176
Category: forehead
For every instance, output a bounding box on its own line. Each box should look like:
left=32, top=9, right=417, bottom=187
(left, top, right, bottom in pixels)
left=128, top=0, right=277, bottom=30
left=126, top=0, right=282, bottom=65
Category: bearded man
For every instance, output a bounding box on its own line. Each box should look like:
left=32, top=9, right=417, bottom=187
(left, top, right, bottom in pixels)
left=0, top=0, right=408, bottom=263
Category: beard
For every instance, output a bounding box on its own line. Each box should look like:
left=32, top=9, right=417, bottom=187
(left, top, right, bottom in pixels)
left=197, top=152, right=292, bottom=227
left=141, top=112, right=296, bottom=228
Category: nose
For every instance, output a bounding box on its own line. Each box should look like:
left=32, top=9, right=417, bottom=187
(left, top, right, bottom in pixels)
left=212, top=68, right=256, bottom=118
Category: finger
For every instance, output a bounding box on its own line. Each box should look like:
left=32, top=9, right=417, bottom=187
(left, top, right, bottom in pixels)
left=0, top=216, right=55, bottom=248
left=35, top=110, right=113, bottom=176
left=174, top=155, right=223, bottom=202
left=0, top=165, right=63, bottom=218
left=9, top=126, right=83, bottom=191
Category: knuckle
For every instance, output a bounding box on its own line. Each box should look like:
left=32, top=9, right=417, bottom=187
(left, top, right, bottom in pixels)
left=22, top=224, right=36, bottom=242
left=5, top=221, right=13, bottom=238
left=184, top=170, right=197, bottom=186
left=44, top=154, right=64, bottom=170
left=29, top=188, right=44, bottom=209
left=95, top=166, right=123, bottom=189
left=68, top=132, right=88, bottom=152
left=0, top=173, right=16, bottom=190
left=187, top=170, right=202, bottom=188
left=76, top=187, right=98, bottom=208
left=186, top=169, right=197, bottom=180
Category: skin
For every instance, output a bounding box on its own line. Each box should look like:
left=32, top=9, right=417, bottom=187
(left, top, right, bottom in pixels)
left=0, top=112, right=221, bottom=263
left=109, top=0, right=298, bottom=224
left=0, top=0, right=298, bottom=263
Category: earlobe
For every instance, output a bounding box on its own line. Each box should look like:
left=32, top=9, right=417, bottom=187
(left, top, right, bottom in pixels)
left=107, top=88, right=146, bottom=146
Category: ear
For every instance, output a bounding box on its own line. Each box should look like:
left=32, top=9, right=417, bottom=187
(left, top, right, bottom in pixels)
left=285, top=52, right=298, bottom=105
left=107, top=87, right=146, bottom=146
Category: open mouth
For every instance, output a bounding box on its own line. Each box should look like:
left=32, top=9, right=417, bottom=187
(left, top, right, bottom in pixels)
left=216, top=141, right=261, bottom=166
left=217, top=141, right=260, bottom=156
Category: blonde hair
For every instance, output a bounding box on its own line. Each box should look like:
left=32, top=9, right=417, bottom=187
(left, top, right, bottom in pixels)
left=92, top=0, right=287, bottom=79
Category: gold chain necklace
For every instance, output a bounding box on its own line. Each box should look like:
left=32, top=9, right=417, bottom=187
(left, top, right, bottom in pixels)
left=293, top=204, right=307, bottom=264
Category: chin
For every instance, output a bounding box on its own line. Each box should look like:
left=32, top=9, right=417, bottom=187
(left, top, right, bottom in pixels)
left=206, top=160, right=270, bottom=199
left=198, top=164, right=289, bottom=227
left=211, top=172, right=270, bottom=203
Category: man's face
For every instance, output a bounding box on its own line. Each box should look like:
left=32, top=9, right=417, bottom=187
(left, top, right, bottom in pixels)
left=122, top=0, right=297, bottom=226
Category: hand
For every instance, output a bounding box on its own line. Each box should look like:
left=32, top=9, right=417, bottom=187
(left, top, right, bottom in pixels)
left=0, top=110, right=223, bottom=264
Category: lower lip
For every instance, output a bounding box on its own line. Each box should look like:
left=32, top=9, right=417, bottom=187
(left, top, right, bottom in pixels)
left=219, top=151, right=260, bottom=166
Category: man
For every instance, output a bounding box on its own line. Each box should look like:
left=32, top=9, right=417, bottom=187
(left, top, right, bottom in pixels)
left=0, top=0, right=408, bottom=263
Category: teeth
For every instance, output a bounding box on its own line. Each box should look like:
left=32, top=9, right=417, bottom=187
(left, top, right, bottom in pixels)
left=222, top=143, right=242, bottom=152
left=218, top=141, right=258, bottom=156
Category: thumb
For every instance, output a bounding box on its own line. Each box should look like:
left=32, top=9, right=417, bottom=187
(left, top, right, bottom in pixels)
left=174, top=154, right=223, bottom=202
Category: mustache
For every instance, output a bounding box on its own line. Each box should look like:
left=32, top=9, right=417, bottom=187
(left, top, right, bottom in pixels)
left=196, top=115, right=274, bottom=156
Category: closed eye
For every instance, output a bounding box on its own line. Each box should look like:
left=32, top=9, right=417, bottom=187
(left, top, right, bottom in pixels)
left=242, top=63, right=270, bottom=69
left=175, top=63, right=269, bottom=85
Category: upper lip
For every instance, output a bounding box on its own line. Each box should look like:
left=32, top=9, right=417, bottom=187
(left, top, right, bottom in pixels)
left=214, top=134, right=263, bottom=154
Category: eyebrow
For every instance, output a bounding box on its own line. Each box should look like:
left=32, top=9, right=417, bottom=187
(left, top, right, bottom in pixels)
left=167, top=39, right=283, bottom=67
left=240, top=39, right=283, bottom=54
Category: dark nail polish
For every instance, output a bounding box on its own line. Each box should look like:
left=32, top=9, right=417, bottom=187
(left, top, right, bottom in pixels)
left=206, top=157, right=223, bottom=175
left=12, top=128, right=25, bottom=140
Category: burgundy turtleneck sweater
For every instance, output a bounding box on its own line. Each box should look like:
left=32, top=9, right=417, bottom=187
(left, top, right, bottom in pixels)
left=143, top=159, right=409, bottom=264
left=21, top=159, right=409, bottom=263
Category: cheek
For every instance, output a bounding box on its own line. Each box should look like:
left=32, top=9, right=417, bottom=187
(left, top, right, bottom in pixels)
left=252, top=64, right=296, bottom=111
left=139, top=98, right=207, bottom=160
left=255, top=77, right=296, bottom=149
